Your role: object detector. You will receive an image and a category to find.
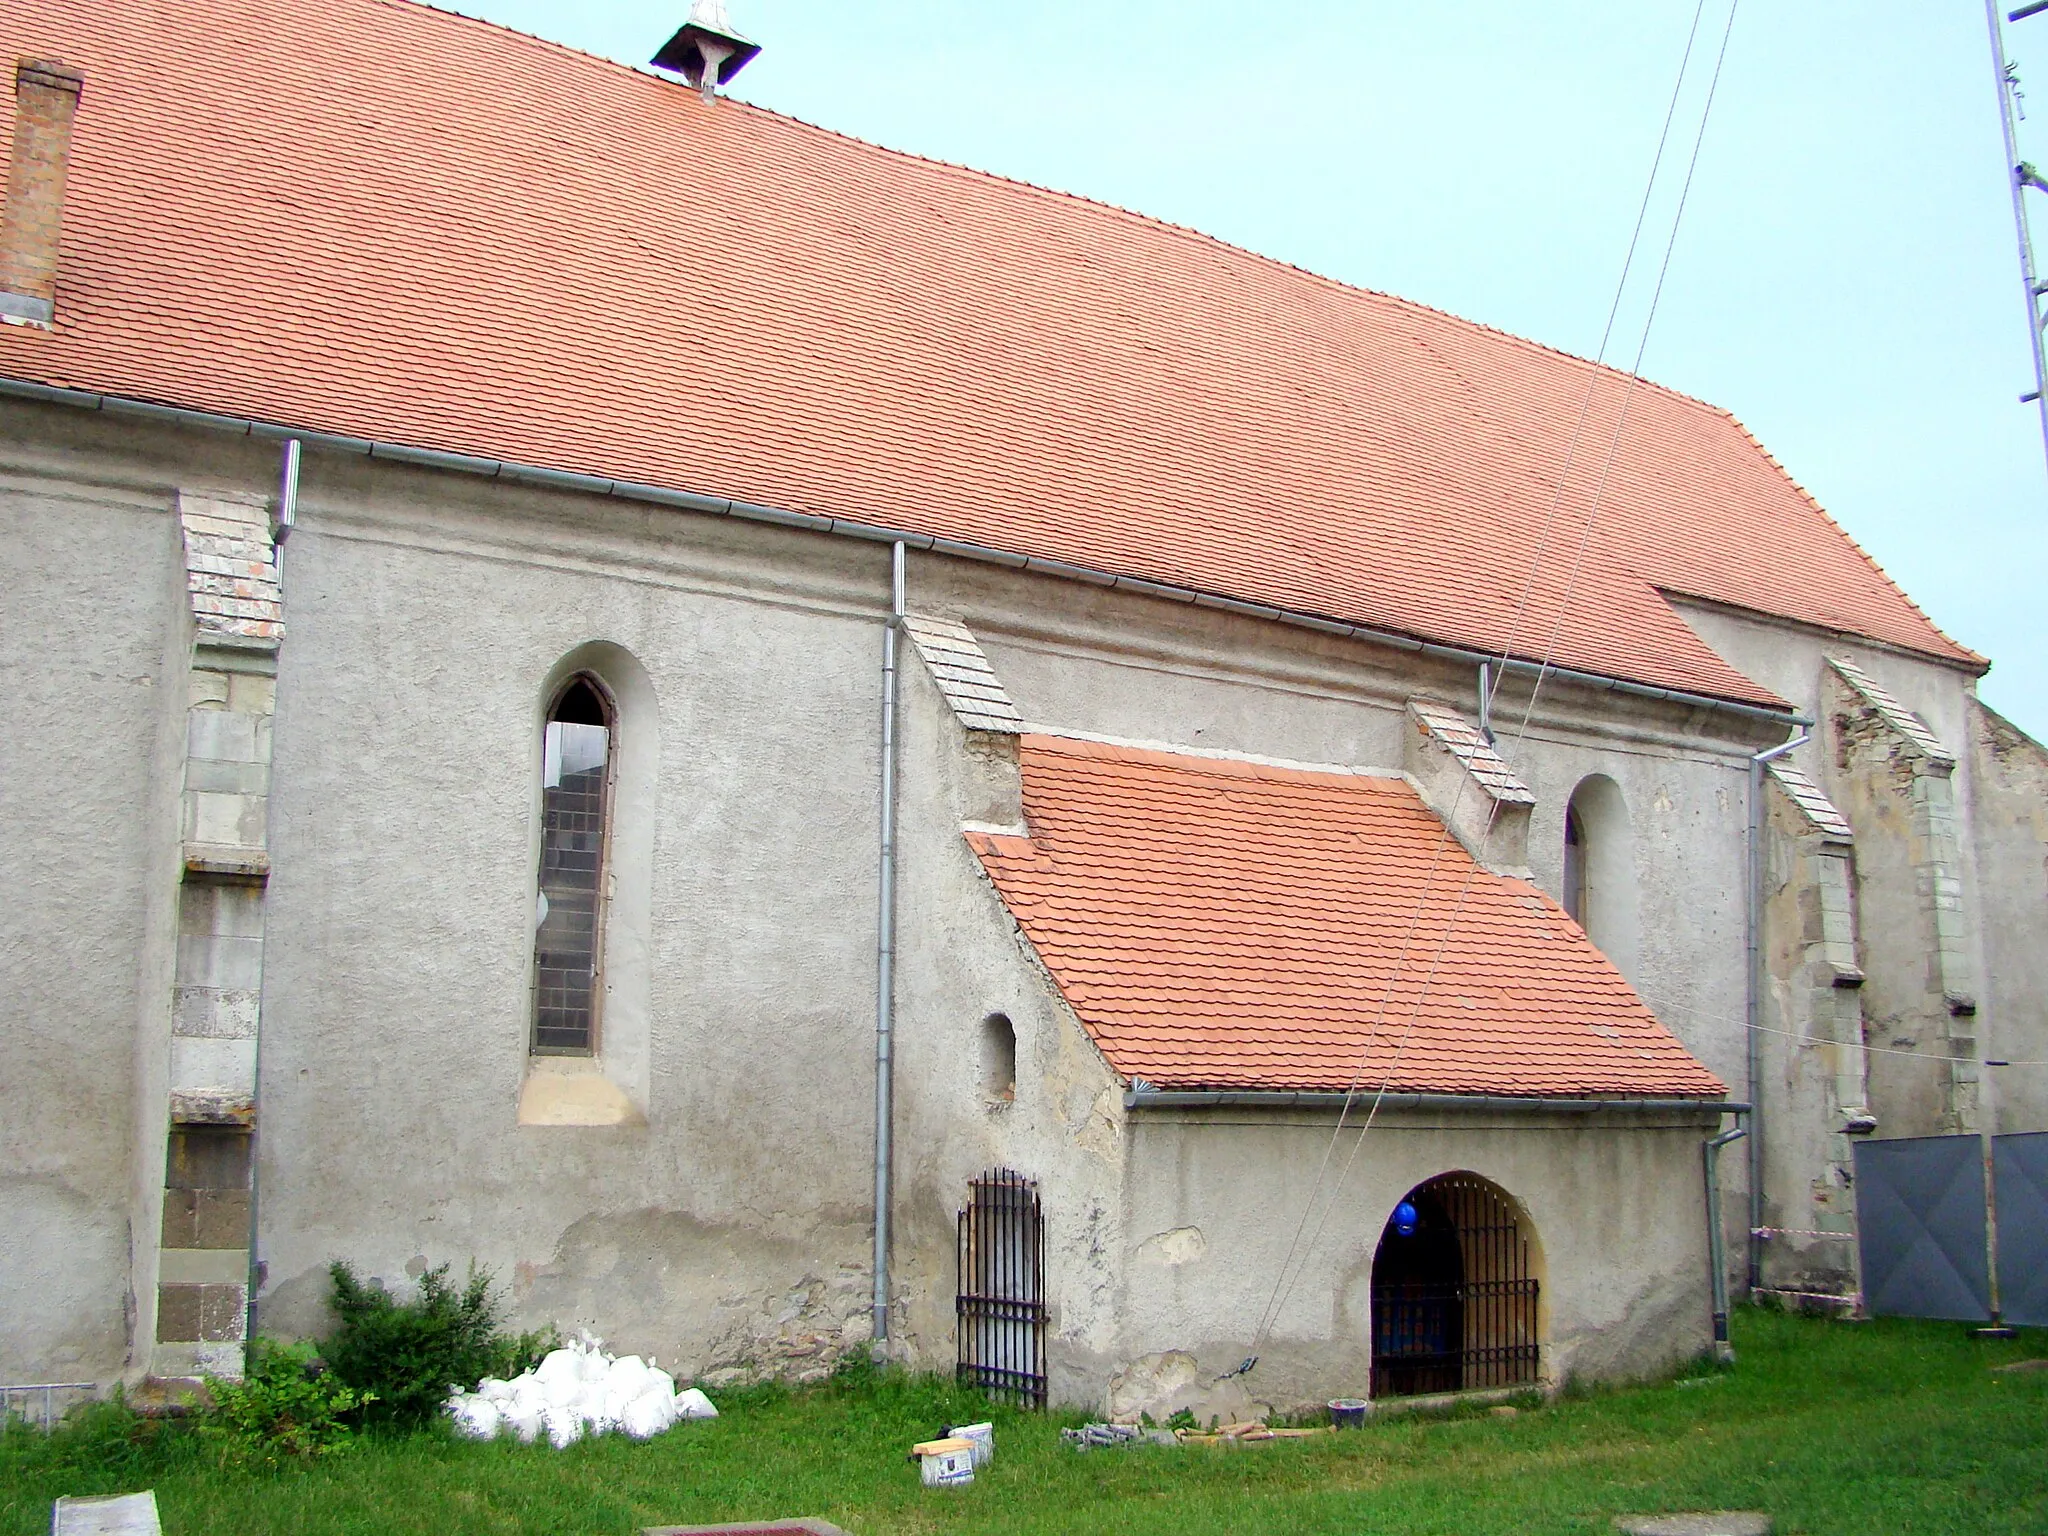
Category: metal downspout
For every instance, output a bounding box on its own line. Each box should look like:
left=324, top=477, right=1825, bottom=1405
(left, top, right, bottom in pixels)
left=871, top=541, right=906, bottom=1349
left=1746, top=726, right=1810, bottom=1295
left=1703, top=1115, right=1748, bottom=1362
left=244, top=437, right=299, bottom=1345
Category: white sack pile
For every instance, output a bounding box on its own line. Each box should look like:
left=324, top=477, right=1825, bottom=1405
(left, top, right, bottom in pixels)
left=445, top=1334, right=719, bottom=1447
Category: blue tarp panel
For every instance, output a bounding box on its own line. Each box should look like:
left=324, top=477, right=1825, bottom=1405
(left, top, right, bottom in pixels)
left=1855, top=1134, right=1991, bottom=1322
left=1995, top=1132, right=2048, bottom=1327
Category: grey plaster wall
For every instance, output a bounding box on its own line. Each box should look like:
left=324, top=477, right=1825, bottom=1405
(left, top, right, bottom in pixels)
left=1111, top=1110, right=1715, bottom=1414
left=0, top=438, right=186, bottom=1383
left=249, top=455, right=900, bottom=1378
left=885, top=656, right=1129, bottom=1403
left=1969, top=700, right=2048, bottom=1135
left=5, top=400, right=1888, bottom=1400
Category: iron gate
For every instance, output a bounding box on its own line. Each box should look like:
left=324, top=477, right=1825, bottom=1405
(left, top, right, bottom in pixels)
left=1995, top=1132, right=2048, bottom=1327
left=1371, top=1174, right=1540, bottom=1397
left=1854, top=1134, right=1992, bottom=1321
left=956, top=1168, right=1047, bottom=1407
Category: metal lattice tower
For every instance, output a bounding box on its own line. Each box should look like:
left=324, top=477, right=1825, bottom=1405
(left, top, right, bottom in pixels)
left=1988, top=2, right=2048, bottom=478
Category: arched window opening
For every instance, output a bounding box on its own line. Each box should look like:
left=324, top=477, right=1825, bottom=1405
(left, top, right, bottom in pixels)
left=981, top=1013, right=1017, bottom=1103
left=1562, top=774, right=1638, bottom=978
left=1562, top=806, right=1587, bottom=924
left=1370, top=1173, right=1539, bottom=1398
left=533, top=674, right=615, bottom=1055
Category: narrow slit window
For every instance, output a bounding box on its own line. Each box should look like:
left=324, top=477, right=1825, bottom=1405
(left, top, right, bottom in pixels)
left=532, top=676, right=613, bottom=1054
left=1563, top=805, right=1586, bottom=924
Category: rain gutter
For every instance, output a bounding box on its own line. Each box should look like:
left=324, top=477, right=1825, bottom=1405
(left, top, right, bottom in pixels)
left=0, top=375, right=1813, bottom=730
left=1123, top=1088, right=1745, bottom=1115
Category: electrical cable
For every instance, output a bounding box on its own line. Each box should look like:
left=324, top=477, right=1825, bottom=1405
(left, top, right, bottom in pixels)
left=1243, top=0, right=1745, bottom=1359
left=1243, top=0, right=1721, bottom=1353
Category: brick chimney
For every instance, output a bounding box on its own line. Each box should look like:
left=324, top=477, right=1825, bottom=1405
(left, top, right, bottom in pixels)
left=1, top=59, right=84, bottom=328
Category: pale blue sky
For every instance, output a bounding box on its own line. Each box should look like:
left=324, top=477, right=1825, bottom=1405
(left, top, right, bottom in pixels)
left=447, top=0, right=2046, bottom=737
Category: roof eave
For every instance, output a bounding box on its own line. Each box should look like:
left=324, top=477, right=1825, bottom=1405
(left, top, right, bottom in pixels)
left=0, top=372, right=1809, bottom=727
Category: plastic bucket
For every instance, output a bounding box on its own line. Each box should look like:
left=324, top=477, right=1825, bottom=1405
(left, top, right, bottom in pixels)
left=1328, top=1398, right=1368, bottom=1429
left=947, top=1421, right=994, bottom=1466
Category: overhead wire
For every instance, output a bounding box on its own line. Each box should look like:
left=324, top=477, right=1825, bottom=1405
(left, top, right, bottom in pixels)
left=1241, top=0, right=1721, bottom=1354
left=1242, top=0, right=1745, bottom=1358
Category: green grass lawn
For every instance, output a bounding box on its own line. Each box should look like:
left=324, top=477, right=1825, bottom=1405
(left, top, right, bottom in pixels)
left=4, top=1310, right=2045, bottom=1535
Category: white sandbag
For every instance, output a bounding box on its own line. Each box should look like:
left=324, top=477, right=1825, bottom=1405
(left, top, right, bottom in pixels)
left=572, top=1381, right=612, bottom=1429
left=543, top=1402, right=583, bottom=1449
left=449, top=1395, right=502, bottom=1441
left=619, top=1387, right=676, bottom=1440
left=673, top=1387, right=718, bottom=1420
left=502, top=1403, right=543, bottom=1443
left=605, top=1355, right=651, bottom=1399
left=477, top=1378, right=513, bottom=1404
left=533, top=1348, right=582, bottom=1393
left=646, top=1367, right=677, bottom=1401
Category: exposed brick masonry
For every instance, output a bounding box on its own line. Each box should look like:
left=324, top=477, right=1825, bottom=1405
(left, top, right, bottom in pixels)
left=0, top=58, right=82, bottom=325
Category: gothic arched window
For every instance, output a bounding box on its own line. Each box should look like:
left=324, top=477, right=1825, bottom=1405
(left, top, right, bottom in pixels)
left=532, top=675, right=614, bottom=1054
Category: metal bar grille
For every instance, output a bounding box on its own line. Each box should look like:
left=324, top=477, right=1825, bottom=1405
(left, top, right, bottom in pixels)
left=1, top=1383, right=96, bottom=1432
left=1371, top=1174, right=1539, bottom=1398
left=956, top=1168, right=1047, bottom=1408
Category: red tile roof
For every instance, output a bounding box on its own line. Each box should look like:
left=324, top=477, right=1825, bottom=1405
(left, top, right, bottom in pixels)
left=0, top=0, right=1981, bottom=704
left=968, top=736, right=1725, bottom=1097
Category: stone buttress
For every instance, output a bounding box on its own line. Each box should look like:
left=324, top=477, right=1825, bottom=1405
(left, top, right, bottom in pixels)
left=151, top=489, right=282, bottom=1381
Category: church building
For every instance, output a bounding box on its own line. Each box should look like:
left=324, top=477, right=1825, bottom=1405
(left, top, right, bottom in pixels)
left=2, top=0, right=2043, bottom=1418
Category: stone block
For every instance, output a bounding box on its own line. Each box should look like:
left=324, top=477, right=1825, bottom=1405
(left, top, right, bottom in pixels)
left=165, top=1126, right=252, bottom=1190
left=1613, top=1517, right=1769, bottom=1536
left=159, top=1248, right=251, bottom=1286
left=184, top=788, right=268, bottom=848
left=169, top=1035, right=258, bottom=1098
left=172, top=984, right=259, bottom=1039
left=155, top=1283, right=245, bottom=1342
left=228, top=671, right=276, bottom=715
left=189, top=670, right=231, bottom=709
left=184, top=757, right=269, bottom=796
left=186, top=709, right=266, bottom=764
left=179, top=883, right=265, bottom=938
left=175, top=933, right=265, bottom=991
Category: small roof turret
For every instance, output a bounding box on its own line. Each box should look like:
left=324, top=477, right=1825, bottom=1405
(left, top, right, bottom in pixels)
left=652, top=0, right=761, bottom=103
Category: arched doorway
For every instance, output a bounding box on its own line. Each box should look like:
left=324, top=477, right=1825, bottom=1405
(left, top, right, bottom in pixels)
left=1370, top=1173, right=1540, bottom=1397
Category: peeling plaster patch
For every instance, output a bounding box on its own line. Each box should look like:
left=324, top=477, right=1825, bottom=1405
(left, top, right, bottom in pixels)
left=1134, top=1226, right=1206, bottom=1267
left=1106, top=1350, right=1270, bottom=1427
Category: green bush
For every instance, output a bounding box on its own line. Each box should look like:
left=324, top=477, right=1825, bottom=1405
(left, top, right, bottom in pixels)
left=199, top=1338, right=368, bottom=1465
left=322, top=1261, right=555, bottom=1428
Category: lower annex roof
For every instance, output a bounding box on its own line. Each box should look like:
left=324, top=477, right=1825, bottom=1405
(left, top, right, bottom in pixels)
left=968, top=736, right=1726, bottom=1099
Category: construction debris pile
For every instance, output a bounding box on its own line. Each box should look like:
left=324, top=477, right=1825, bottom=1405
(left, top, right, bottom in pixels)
left=444, top=1334, right=718, bottom=1447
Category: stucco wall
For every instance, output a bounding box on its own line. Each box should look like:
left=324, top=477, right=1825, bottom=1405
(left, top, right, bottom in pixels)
left=248, top=453, right=898, bottom=1378
left=0, top=428, right=187, bottom=1383
left=4, top=401, right=1867, bottom=1396
left=1969, top=700, right=2048, bottom=1135
left=1109, top=1109, right=1715, bottom=1416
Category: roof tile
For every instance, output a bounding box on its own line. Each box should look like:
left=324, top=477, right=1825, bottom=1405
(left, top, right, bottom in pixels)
left=0, top=0, right=1981, bottom=706
left=972, top=735, right=1725, bottom=1097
